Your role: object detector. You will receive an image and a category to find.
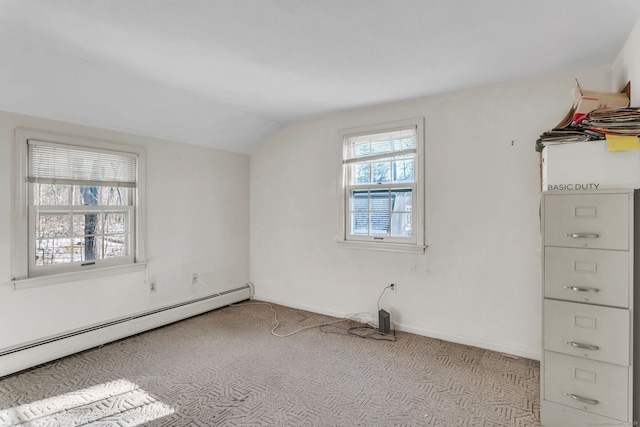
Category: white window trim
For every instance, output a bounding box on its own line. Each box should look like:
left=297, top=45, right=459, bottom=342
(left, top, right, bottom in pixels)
left=11, top=263, right=147, bottom=291
left=337, top=117, right=426, bottom=254
left=11, top=128, right=147, bottom=286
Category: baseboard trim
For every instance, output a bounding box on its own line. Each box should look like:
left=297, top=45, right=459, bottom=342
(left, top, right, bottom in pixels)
left=395, top=323, right=540, bottom=361
left=254, top=294, right=540, bottom=361
left=0, top=284, right=252, bottom=377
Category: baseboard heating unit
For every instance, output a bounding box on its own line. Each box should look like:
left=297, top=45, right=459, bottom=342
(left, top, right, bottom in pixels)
left=0, top=284, right=252, bottom=377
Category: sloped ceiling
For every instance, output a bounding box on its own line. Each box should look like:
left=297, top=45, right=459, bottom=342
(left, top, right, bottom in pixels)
left=1, top=0, right=639, bottom=153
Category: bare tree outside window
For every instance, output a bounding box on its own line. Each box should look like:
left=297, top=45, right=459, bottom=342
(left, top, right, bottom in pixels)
left=81, top=186, right=98, bottom=261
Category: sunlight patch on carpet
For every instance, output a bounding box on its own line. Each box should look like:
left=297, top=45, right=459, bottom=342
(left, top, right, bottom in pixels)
left=0, top=378, right=174, bottom=426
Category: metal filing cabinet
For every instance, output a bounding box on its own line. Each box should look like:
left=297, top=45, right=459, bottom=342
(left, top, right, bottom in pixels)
left=541, top=189, right=638, bottom=426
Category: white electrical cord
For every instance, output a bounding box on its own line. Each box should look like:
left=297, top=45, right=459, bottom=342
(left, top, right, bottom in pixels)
left=230, top=301, right=370, bottom=338
left=377, top=284, right=394, bottom=312
left=198, top=278, right=393, bottom=338
left=195, top=278, right=341, bottom=336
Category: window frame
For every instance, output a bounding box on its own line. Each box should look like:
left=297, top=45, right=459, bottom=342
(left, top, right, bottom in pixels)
left=12, top=128, right=146, bottom=287
left=338, top=118, right=426, bottom=254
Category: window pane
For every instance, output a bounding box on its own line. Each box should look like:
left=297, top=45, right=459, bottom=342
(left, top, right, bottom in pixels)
left=371, top=138, right=392, bottom=155
left=69, top=185, right=129, bottom=206
left=72, top=217, right=98, bottom=260
left=34, top=184, right=69, bottom=205
left=370, top=190, right=390, bottom=211
left=371, top=161, right=391, bottom=184
left=36, top=214, right=70, bottom=238
left=393, top=136, right=415, bottom=151
left=354, top=163, right=371, bottom=184
left=100, top=187, right=128, bottom=206
left=370, top=213, right=390, bottom=235
left=350, top=190, right=369, bottom=211
left=74, top=213, right=100, bottom=261
left=350, top=213, right=368, bottom=235
left=353, top=143, right=370, bottom=158
left=349, top=190, right=408, bottom=237
left=36, top=238, right=72, bottom=265
left=73, top=213, right=100, bottom=236
left=72, top=214, right=85, bottom=236
left=344, top=127, right=415, bottom=162
left=71, top=186, right=100, bottom=206
left=71, top=185, right=82, bottom=205
left=83, top=235, right=100, bottom=261
left=70, top=236, right=99, bottom=262
left=391, top=213, right=413, bottom=237
left=102, top=235, right=127, bottom=258
left=392, top=157, right=414, bottom=182
left=35, top=240, right=50, bottom=265
left=391, top=189, right=412, bottom=211
left=72, top=241, right=85, bottom=262
left=104, top=212, right=126, bottom=234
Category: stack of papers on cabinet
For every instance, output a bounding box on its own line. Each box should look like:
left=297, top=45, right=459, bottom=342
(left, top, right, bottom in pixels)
left=583, top=108, right=640, bottom=135
left=536, top=129, right=604, bottom=152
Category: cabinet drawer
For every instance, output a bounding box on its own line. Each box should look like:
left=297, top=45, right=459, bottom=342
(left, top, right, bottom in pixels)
left=544, top=247, right=630, bottom=308
left=544, top=300, right=630, bottom=365
left=544, top=351, right=629, bottom=421
left=544, top=193, right=630, bottom=250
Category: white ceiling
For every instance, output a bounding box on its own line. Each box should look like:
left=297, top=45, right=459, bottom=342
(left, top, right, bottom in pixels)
left=1, top=0, right=640, bottom=154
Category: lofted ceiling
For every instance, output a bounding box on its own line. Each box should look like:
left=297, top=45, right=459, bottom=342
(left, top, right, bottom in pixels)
left=1, top=0, right=640, bottom=154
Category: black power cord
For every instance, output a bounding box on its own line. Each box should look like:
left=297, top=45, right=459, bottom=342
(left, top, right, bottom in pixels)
left=320, top=321, right=397, bottom=342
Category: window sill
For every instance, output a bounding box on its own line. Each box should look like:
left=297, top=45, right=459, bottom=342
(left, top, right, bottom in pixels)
left=337, top=240, right=426, bottom=254
left=11, top=263, right=147, bottom=291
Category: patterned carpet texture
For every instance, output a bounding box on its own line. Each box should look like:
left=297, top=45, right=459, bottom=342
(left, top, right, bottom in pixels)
left=0, top=302, right=540, bottom=426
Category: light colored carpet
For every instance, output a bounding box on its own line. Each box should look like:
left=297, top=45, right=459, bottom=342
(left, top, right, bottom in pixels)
left=0, top=301, right=540, bottom=426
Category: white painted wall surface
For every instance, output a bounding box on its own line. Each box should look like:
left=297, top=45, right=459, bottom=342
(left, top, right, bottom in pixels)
left=0, top=111, right=250, bottom=350
left=613, top=17, right=640, bottom=105
left=250, top=67, right=612, bottom=360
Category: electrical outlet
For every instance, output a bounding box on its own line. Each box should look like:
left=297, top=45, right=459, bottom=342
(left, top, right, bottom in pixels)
left=149, top=281, right=157, bottom=293
left=389, top=283, right=396, bottom=293
left=191, top=273, right=199, bottom=284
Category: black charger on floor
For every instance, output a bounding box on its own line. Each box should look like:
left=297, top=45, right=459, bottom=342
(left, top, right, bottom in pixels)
left=378, top=309, right=390, bottom=334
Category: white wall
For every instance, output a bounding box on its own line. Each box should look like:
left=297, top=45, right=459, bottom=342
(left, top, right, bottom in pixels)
left=1, top=28, right=630, bottom=362
left=250, top=66, right=613, bottom=360
left=613, top=17, right=640, bottom=105
left=0, top=111, right=250, bottom=350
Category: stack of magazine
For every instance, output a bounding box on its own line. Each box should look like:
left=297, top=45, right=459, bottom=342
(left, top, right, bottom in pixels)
left=582, top=108, right=640, bottom=135
left=536, top=128, right=604, bottom=152
left=536, top=127, right=604, bottom=152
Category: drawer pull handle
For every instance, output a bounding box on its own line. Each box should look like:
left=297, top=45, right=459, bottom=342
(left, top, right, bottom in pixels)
left=564, top=285, right=599, bottom=293
left=568, top=341, right=600, bottom=351
left=569, top=393, right=599, bottom=405
left=565, top=233, right=599, bottom=238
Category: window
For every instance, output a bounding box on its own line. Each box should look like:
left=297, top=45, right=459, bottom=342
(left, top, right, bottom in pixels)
left=12, top=129, right=145, bottom=283
left=339, top=118, right=425, bottom=253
